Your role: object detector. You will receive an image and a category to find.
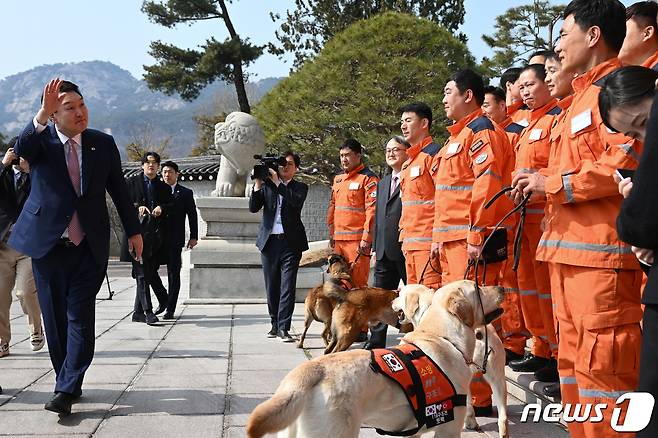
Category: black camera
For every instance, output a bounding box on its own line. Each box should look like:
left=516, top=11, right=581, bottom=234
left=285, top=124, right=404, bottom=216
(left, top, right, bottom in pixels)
left=252, top=153, right=287, bottom=180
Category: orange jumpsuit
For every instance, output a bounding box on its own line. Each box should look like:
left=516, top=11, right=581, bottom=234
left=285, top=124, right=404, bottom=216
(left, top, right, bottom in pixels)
left=398, top=136, right=442, bottom=289
left=513, top=98, right=562, bottom=360
left=641, top=50, right=658, bottom=70
left=537, top=59, right=643, bottom=438
left=327, top=164, right=379, bottom=287
left=432, top=109, right=515, bottom=408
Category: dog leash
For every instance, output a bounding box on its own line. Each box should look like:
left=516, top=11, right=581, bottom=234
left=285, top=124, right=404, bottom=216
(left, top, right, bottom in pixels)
left=419, top=257, right=441, bottom=285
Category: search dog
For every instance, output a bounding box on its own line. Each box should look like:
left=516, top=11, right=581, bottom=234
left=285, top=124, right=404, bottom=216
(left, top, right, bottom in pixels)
left=392, top=284, right=509, bottom=438
left=245, top=280, right=504, bottom=438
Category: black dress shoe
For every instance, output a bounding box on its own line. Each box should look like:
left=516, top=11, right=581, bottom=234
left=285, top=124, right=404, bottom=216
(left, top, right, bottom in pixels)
left=132, top=312, right=146, bottom=323
left=534, top=358, right=559, bottom=382
left=473, top=404, right=494, bottom=417
left=44, top=392, right=73, bottom=416
left=278, top=330, right=295, bottom=343
left=505, top=349, right=524, bottom=365
left=154, top=305, right=166, bottom=316
left=543, top=382, right=561, bottom=398
left=355, top=331, right=368, bottom=343
left=509, top=354, right=549, bottom=372
left=145, top=312, right=159, bottom=325
left=266, top=327, right=278, bottom=338
left=162, top=312, right=175, bottom=320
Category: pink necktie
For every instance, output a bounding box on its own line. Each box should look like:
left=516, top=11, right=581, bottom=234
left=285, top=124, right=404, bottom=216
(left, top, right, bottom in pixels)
left=390, top=175, right=399, bottom=199
left=66, top=139, right=84, bottom=245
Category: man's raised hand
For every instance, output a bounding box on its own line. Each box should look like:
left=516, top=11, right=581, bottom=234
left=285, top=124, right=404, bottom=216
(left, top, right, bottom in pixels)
left=36, top=79, right=63, bottom=124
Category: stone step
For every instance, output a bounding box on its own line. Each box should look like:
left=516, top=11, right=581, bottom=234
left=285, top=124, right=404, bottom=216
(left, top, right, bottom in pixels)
left=505, top=367, right=568, bottom=429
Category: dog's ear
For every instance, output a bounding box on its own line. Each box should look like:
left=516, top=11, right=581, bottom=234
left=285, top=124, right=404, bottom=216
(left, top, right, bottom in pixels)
left=405, top=292, right=420, bottom=319
left=446, top=290, right=475, bottom=328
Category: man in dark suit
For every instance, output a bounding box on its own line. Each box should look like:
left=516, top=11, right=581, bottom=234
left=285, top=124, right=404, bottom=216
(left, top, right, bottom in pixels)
left=249, top=151, right=308, bottom=342
left=366, top=136, right=410, bottom=349
left=157, top=160, right=198, bottom=320
left=9, top=79, right=142, bottom=415
left=121, top=152, right=173, bottom=325
left=0, top=139, right=44, bottom=356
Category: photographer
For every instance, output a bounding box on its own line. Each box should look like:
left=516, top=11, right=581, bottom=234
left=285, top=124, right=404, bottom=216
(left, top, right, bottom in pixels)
left=249, top=151, right=308, bottom=342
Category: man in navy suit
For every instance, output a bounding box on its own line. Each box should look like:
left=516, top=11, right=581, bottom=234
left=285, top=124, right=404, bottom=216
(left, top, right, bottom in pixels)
left=157, top=160, right=198, bottom=319
left=9, top=79, right=142, bottom=416
left=366, top=136, right=410, bottom=349
left=249, top=151, right=308, bottom=342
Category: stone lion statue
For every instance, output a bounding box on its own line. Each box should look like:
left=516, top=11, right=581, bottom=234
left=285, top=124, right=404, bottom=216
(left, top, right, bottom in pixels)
left=211, top=112, right=266, bottom=197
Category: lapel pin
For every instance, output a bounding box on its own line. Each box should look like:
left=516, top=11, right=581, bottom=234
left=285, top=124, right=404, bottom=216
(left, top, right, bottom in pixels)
left=91, top=147, right=96, bottom=151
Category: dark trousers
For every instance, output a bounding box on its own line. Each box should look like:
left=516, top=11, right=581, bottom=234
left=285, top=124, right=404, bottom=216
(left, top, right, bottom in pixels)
left=32, top=239, right=106, bottom=396
left=260, top=235, right=301, bottom=331
left=150, top=246, right=183, bottom=314
left=370, top=253, right=407, bottom=347
left=132, top=255, right=168, bottom=314
left=638, top=303, right=658, bottom=437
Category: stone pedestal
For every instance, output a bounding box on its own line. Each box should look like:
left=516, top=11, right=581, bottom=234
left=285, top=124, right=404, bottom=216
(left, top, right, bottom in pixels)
left=187, top=197, right=324, bottom=303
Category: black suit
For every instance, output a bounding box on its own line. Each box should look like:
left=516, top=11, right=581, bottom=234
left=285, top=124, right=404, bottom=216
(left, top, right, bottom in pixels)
left=150, top=183, right=198, bottom=314
left=616, top=95, right=658, bottom=437
left=0, top=166, right=30, bottom=240
left=370, top=173, right=407, bottom=347
left=249, top=179, right=308, bottom=332
left=122, top=173, right=173, bottom=315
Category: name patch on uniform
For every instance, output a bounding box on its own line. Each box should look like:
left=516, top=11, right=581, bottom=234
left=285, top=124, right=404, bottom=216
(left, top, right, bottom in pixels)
left=366, top=181, right=377, bottom=189
left=469, top=140, right=484, bottom=154
left=349, top=182, right=360, bottom=190
left=410, top=166, right=421, bottom=178
left=517, top=119, right=529, bottom=127
left=571, top=109, right=592, bottom=134
left=529, top=129, right=542, bottom=141
left=474, top=153, right=488, bottom=165
left=447, top=142, right=460, bottom=155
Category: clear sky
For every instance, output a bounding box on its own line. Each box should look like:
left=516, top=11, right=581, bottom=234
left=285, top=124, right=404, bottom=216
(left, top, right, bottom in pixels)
left=1, top=0, right=636, bottom=81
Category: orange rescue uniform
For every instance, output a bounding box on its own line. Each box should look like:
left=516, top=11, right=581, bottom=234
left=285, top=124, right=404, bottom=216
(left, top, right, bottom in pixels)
left=641, top=50, right=658, bottom=70
left=432, top=109, right=515, bottom=408
left=513, top=98, right=562, bottom=360
left=537, top=59, right=643, bottom=438
left=327, top=163, right=379, bottom=287
left=398, top=136, right=442, bottom=289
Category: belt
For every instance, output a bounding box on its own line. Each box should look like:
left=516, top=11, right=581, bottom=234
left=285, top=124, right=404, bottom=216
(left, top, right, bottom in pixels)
left=56, top=238, right=77, bottom=248
left=270, top=233, right=286, bottom=240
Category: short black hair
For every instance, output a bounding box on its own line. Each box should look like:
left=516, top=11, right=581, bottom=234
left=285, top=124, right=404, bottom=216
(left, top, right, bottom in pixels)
left=500, top=67, right=523, bottom=90
left=450, top=69, right=485, bottom=106
left=484, top=85, right=506, bottom=103
left=386, top=135, right=412, bottom=149
left=627, top=1, right=658, bottom=41
left=141, top=151, right=161, bottom=164
left=528, top=49, right=553, bottom=62
left=282, top=150, right=301, bottom=168
left=399, top=102, right=433, bottom=131
left=563, top=0, right=627, bottom=52
left=544, top=51, right=560, bottom=63
left=161, top=160, right=179, bottom=173
left=521, top=64, right=548, bottom=82
left=340, top=138, right=362, bottom=154
left=599, top=65, right=658, bottom=132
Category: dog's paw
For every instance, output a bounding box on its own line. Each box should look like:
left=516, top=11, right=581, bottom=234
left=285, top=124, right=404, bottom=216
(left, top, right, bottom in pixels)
left=464, top=413, right=480, bottom=431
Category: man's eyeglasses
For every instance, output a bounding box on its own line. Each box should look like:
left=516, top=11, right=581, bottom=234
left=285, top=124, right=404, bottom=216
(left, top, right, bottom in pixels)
left=385, top=148, right=404, bottom=155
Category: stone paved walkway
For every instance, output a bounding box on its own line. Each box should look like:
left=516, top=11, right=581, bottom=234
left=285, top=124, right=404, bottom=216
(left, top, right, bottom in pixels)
left=0, top=262, right=567, bottom=437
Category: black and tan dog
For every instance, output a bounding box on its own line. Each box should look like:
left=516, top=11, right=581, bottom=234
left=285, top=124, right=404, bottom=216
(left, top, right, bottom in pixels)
left=297, top=254, right=352, bottom=349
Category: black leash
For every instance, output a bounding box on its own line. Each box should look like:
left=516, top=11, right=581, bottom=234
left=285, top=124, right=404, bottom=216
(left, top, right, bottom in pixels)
left=419, top=257, right=441, bottom=285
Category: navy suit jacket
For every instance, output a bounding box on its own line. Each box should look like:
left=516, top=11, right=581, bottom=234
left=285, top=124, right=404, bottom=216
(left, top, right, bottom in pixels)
left=8, top=122, right=140, bottom=265
left=168, top=183, right=198, bottom=249
left=249, top=179, right=309, bottom=254
left=373, top=174, right=403, bottom=261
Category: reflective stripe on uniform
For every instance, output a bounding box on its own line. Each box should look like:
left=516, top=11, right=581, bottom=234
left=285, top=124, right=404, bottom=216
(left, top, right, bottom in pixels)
left=478, top=170, right=502, bottom=180
left=335, top=206, right=365, bottom=212
left=335, top=230, right=364, bottom=235
left=578, top=388, right=630, bottom=400
left=402, top=200, right=435, bottom=206
left=403, top=237, right=433, bottom=243
left=432, top=225, right=470, bottom=233
left=563, top=175, right=574, bottom=203
left=519, top=289, right=537, bottom=296
left=435, top=184, right=473, bottom=191
left=539, top=293, right=552, bottom=299
left=560, top=376, right=577, bottom=385
left=538, top=239, right=633, bottom=254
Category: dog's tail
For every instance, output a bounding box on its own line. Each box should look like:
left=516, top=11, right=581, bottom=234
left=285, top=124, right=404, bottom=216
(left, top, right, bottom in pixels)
left=322, top=277, right=349, bottom=302
left=246, top=362, right=325, bottom=438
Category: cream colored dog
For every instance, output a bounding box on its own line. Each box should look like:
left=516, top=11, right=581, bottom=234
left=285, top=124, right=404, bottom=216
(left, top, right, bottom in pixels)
left=245, top=280, right=503, bottom=438
left=392, top=284, right=509, bottom=438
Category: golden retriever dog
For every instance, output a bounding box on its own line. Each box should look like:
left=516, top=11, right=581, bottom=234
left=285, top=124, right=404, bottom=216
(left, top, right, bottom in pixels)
left=321, top=277, right=399, bottom=354
left=245, top=280, right=503, bottom=438
left=297, top=254, right=351, bottom=349
left=392, top=284, right=509, bottom=438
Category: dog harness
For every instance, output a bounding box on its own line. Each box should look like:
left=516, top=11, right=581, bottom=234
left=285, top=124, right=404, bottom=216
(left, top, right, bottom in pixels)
left=369, top=343, right=467, bottom=436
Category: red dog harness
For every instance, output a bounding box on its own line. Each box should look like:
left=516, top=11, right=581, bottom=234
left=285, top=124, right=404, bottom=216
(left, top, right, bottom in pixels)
left=370, top=343, right=467, bottom=436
